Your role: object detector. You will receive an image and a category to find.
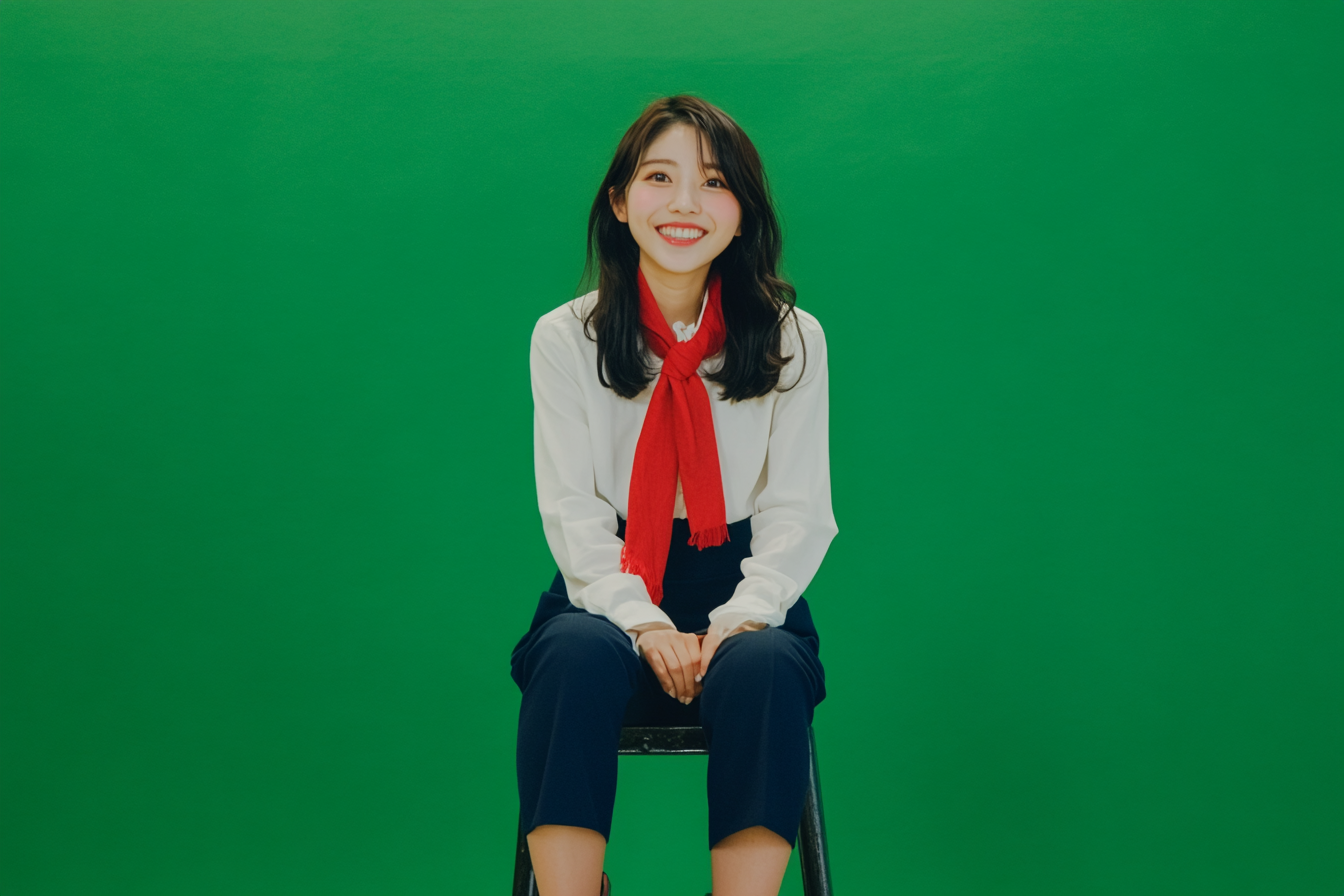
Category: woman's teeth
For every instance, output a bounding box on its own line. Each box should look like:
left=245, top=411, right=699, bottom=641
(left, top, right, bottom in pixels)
left=658, top=226, right=705, bottom=240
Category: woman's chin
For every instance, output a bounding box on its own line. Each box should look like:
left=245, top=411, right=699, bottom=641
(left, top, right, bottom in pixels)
left=638, top=246, right=718, bottom=277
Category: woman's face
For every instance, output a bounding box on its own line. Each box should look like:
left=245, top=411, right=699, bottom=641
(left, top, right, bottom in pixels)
left=611, top=123, right=742, bottom=280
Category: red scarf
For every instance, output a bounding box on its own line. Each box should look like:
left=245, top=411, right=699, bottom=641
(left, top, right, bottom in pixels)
left=620, top=268, right=730, bottom=605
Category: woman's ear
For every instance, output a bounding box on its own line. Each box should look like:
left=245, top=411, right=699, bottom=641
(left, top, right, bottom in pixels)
left=608, top=186, right=628, bottom=223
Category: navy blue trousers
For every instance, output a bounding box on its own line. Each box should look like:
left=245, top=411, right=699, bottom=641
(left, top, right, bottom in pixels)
left=511, top=517, right=825, bottom=849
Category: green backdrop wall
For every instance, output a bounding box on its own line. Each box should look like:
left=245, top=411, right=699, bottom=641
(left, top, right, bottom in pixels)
left=2, top=2, right=1341, bottom=894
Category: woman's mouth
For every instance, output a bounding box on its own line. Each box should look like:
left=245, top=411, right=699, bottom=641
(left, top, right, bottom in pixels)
left=656, top=224, right=707, bottom=246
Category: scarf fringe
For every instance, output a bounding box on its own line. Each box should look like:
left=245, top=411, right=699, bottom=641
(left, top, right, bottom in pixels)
left=621, top=544, right=664, bottom=605
left=687, top=523, right=730, bottom=550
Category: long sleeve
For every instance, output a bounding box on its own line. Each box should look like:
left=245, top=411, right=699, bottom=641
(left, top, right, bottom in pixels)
left=708, top=315, right=838, bottom=634
left=531, top=317, right=677, bottom=639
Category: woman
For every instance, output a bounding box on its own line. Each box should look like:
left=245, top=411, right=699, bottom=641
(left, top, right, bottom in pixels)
left=511, top=95, right=837, bottom=896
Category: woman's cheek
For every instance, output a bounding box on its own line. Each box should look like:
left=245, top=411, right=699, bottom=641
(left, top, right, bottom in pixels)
left=706, top=194, right=742, bottom=232
left=626, top=186, right=663, bottom=221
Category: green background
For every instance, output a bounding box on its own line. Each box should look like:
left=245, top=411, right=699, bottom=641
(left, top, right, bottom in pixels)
left=2, top=2, right=1341, bottom=893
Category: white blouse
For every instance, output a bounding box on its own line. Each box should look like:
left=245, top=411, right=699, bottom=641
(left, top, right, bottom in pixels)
left=530, top=287, right=838, bottom=644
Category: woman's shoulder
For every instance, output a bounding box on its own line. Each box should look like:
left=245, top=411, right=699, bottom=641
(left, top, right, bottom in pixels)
left=777, top=305, right=827, bottom=390
left=786, top=305, right=825, bottom=340
left=532, top=290, right=598, bottom=351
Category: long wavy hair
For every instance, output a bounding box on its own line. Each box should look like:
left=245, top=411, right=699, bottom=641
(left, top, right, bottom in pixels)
left=579, top=95, right=804, bottom=402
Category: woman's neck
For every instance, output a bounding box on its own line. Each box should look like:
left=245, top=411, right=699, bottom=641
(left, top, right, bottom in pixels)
left=639, top=257, right=708, bottom=329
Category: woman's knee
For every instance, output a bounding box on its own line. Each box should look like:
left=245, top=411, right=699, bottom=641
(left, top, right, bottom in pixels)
left=702, top=627, right=824, bottom=704
left=526, top=611, right=639, bottom=682
left=711, top=626, right=798, bottom=669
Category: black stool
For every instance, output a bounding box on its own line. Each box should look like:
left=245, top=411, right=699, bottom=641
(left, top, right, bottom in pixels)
left=512, top=725, right=833, bottom=895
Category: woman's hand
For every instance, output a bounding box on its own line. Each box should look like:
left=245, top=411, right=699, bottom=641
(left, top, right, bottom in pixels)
left=696, top=619, right=768, bottom=682
left=635, top=629, right=703, bottom=703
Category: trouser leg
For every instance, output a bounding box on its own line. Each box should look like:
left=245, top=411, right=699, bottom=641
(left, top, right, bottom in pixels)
left=699, top=626, right=826, bottom=849
left=514, top=611, right=642, bottom=841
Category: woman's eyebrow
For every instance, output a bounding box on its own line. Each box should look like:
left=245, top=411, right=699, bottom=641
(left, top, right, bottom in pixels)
left=637, top=158, right=724, bottom=172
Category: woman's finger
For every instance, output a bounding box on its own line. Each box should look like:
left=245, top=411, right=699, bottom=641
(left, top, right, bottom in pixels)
left=682, top=633, right=704, bottom=700
left=697, top=630, right=724, bottom=680
left=665, top=637, right=695, bottom=701
left=645, top=648, right=675, bottom=696
left=683, top=632, right=702, bottom=672
left=692, top=634, right=707, bottom=694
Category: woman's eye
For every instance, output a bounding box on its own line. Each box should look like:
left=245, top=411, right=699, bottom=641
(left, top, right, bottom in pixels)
left=649, top=172, right=670, bottom=182
left=706, top=178, right=727, bottom=189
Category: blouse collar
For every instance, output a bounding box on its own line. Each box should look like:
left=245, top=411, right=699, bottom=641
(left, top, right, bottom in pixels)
left=670, top=281, right=711, bottom=343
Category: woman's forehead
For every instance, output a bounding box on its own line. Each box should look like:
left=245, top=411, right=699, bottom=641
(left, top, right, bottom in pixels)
left=640, top=126, right=722, bottom=171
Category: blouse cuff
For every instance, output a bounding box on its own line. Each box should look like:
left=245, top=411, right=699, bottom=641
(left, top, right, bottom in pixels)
left=584, top=577, right=676, bottom=647
left=707, top=592, right=784, bottom=631
left=603, top=598, right=675, bottom=633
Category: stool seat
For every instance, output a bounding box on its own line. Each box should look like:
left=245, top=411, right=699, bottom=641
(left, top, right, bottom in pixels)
left=619, top=726, right=708, bottom=754
left=513, top=725, right=833, bottom=895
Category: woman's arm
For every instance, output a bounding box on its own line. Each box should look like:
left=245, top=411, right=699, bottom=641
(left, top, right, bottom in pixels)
left=703, top=313, right=839, bottom=661
left=530, top=313, right=677, bottom=642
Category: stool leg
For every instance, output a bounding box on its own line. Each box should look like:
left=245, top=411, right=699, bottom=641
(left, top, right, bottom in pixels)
left=797, top=727, right=833, bottom=896
left=513, top=813, right=538, bottom=896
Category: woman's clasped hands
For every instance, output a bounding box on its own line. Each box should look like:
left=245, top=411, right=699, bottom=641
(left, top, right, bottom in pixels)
left=634, top=627, right=732, bottom=704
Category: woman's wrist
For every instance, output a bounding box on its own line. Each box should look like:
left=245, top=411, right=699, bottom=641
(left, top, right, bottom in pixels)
left=708, top=614, right=768, bottom=641
left=628, top=621, right=676, bottom=635
left=628, top=621, right=676, bottom=654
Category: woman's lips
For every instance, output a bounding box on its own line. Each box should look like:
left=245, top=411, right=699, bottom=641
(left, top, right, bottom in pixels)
left=656, top=224, right=707, bottom=246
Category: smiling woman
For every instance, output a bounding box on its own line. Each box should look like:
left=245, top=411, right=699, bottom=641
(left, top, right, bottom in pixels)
left=611, top=124, right=742, bottom=277
left=582, top=97, right=805, bottom=403
left=509, top=96, right=836, bottom=896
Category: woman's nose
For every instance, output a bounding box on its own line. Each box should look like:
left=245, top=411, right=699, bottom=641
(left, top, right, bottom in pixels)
left=668, top=183, right=700, bottom=213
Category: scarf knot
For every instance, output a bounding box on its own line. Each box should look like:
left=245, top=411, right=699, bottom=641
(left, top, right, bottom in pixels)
left=619, top=268, right=731, bottom=605
left=659, top=343, right=705, bottom=381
